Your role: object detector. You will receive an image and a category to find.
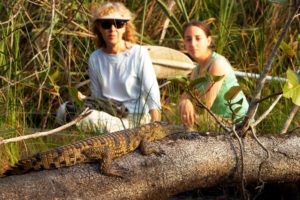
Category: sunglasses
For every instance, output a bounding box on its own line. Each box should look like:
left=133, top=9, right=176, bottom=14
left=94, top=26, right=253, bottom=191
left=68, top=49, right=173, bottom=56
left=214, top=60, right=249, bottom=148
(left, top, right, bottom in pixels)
left=98, top=20, right=127, bottom=30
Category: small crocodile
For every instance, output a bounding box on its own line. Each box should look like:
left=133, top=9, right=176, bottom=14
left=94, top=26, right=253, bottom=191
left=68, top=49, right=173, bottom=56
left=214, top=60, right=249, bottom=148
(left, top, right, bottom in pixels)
left=2, top=121, right=185, bottom=177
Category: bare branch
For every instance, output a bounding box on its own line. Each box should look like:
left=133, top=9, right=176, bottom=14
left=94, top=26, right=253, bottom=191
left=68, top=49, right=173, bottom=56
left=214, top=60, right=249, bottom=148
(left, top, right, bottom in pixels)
left=0, top=108, right=91, bottom=145
left=232, top=125, right=248, bottom=200
left=255, top=91, right=283, bottom=104
left=253, top=94, right=282, bottom=127
left=280, top=105, right=299, bottom=134
left=159, top=1, right=176, bottom=45
left=250, top=125, right=271, bottom=198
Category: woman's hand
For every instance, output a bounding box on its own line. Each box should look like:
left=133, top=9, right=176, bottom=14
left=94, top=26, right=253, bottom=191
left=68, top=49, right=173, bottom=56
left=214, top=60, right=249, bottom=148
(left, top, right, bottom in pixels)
left=77, top=91, right=87, bottom=100
left=179, top=97, right=195, bottom=127
left=149, top=109, right=161, bottom=122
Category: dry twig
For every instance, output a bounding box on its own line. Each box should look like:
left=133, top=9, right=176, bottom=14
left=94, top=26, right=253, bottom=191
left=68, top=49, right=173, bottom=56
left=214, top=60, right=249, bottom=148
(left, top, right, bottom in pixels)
left=0, top=108, right=91, bottom=145
left=280, top=105, right=300, bottom=134
left=253, top=94, right=282, bottom=127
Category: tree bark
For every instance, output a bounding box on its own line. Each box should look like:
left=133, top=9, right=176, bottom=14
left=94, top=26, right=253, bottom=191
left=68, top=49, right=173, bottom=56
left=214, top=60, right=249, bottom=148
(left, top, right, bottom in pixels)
left=1, top=133, right=300, bottom=200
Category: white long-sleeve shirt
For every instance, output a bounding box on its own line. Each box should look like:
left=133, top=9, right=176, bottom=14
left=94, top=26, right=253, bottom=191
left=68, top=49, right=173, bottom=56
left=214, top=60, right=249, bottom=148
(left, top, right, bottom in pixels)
left=88, top=45, right=161, bottom=114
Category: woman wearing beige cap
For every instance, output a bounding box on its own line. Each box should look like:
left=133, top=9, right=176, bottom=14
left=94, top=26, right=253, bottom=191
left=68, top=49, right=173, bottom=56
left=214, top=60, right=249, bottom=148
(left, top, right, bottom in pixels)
left=76, top=2, right=161, bottom=132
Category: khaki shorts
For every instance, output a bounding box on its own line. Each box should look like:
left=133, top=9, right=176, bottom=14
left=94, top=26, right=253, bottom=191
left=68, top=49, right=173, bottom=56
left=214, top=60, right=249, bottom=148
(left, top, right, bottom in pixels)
left=76, top=109, right=151, bottom=133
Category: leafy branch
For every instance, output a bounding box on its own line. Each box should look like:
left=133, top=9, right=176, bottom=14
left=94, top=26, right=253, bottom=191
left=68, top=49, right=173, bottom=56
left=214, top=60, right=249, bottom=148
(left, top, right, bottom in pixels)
left=241, top=2, right=300, bottom=133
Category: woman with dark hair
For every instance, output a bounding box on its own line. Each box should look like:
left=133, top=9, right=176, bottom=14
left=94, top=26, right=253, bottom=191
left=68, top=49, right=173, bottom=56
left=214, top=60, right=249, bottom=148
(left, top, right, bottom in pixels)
left=76, top=2, right=161, bottom=132
left=179, top=20, right=249, bottom=128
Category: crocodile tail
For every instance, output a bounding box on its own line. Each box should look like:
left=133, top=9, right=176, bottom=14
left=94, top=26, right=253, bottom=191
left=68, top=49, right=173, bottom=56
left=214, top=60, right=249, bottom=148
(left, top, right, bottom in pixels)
left=0, top=165, right=11, bottom=177
left=3, top=159, right=34, bottom=176
left=2, top=146, right=87, bottom=176
left=2, top=149, right=64, bottom=176
left=3, top=151, right=55, bottom=176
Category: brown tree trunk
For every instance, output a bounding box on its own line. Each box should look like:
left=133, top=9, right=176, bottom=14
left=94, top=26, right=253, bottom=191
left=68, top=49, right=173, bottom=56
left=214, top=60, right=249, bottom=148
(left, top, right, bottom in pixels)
left=1, top=133, right=300, bottom=200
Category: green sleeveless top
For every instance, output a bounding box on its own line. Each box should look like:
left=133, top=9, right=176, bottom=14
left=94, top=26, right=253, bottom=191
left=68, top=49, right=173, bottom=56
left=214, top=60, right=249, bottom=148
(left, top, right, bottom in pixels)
left=194, top=52, right=249, bottom=122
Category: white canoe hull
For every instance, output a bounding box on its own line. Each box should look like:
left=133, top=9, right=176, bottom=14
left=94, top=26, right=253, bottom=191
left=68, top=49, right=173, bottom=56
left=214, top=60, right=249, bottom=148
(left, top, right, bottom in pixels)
left=145, top=45, right=195, bottom=79
left=146, top=45, right=286, bottom=82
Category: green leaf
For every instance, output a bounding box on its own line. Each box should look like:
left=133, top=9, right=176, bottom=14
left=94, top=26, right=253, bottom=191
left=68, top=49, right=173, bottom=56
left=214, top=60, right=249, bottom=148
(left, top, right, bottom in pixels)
left=49, top=70, right=60, bottom=93
left=280, top=40, right=295, bottom=58
left=225, top=98, right=243, bottom=106
left=68, top=87, right=78, bottom=99
left=49, top=70, right=60, bottom=84
left=168, top=76, right=188, bottom=85
left=283, top=69, right=300, bottom=106
left=65, top=87, right=83, bottom=107
left=210, top=74, right=224, bottom=82
left=224, top=86, right=242, bottom=101
left=233, top=98, right=244, bottom=105
left=286, top=68, right=299, bottom=86
left=204, top=71, right=224, bottom=83
left=233, top=106, right=242, bottom=115
left=234, top=117, right=243, bottom=123
left=188, top=77, right=207, bottom=89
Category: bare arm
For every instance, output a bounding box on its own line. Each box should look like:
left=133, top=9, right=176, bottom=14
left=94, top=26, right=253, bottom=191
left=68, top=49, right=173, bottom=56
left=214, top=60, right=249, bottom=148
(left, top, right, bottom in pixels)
left=178, top=59, right=230, bottom=127
left=179, top=94, right=195, bottom=127
left=179, top=69, right=196, bottom=127
left=204, top=58, right=230, bottom=108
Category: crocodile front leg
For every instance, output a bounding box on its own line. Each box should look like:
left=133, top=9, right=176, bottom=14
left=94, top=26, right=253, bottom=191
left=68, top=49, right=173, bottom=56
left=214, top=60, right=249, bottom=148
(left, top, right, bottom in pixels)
left=140, top=138, right=164, bottom=156
left=82, top=147, right=124, bottom=177
left=100, top=147, right=126, bottom=177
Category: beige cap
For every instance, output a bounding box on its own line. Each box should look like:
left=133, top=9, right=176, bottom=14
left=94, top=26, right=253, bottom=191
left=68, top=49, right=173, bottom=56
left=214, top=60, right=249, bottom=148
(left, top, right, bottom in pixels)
left=93, top=2, right=132, bottom=21
left=97, top=11, right=130, bottom=20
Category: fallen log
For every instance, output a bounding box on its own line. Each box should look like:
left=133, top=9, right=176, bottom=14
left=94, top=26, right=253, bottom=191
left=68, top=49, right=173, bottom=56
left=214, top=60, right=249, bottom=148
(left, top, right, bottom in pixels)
left=1, top=133, right=300, bottom=200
